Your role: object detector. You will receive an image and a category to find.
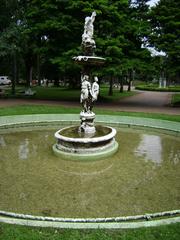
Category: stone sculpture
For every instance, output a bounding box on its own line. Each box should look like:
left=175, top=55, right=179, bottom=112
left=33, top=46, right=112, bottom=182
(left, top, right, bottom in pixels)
left=82, top=11, right=96, bottom=55
left=53, top=11, right=118, bottom=160
left=80, top=74, right=91, bottom=112
left=80, top=75, right=99, bottom=113
left=91, top=76, right=99, bottom=102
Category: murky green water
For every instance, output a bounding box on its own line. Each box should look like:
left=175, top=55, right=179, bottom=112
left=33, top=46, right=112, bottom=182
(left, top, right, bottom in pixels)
left=0, top=125, right=179, bottom=218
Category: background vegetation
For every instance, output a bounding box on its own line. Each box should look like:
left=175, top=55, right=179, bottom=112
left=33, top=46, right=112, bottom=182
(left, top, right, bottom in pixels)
left=0, top=0, right=179, bottom=96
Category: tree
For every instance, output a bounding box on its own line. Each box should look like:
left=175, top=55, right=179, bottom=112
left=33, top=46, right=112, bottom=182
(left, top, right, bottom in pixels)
left=0, top=0, right=158, bottom=93
left=149, top=0, right=180, bottom=83
left=125, top=0, right=152, bottom=89
left=0, top=0, right=22, bottom=94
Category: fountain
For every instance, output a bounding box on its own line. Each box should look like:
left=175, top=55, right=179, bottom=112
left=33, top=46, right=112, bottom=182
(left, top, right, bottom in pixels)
left=53, top=11, right=118, bottom=160
left=0, top=12, right=179, bottom=228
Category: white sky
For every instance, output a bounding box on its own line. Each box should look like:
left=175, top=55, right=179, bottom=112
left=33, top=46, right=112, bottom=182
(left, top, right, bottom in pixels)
left=147, top=0, right=159, bottom=7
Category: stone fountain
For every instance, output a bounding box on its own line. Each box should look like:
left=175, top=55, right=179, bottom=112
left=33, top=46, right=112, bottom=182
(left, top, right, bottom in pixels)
left=53, top=12, right=118, bottom=160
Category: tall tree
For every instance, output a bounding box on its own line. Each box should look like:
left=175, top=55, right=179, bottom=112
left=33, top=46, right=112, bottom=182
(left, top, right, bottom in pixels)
left=125, top=0, right=152, bottom=88
left=149, top=0, right=180, bottom=82
left=0, top=0, right=21, bottom=94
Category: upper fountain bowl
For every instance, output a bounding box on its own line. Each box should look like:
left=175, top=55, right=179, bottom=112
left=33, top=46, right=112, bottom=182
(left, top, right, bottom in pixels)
left=73, top=55, right=106, bottom=66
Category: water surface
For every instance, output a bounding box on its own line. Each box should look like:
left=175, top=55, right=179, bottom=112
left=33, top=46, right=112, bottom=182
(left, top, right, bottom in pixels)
left=0, top=125, right=179, bottom=218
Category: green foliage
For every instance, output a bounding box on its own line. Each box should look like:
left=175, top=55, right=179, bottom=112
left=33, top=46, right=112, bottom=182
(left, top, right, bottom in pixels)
left=0, top=0, right=179, bottom=90
left=171, top=94, right=180, bottom=106
left=136, top=84, right=180, bottom=92
left=149, top=0, right=180, bottom=79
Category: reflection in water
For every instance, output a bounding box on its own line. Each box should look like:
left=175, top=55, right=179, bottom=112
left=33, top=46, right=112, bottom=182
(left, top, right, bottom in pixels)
left=135, top=134, right=162, bottom=165
left=0, top=136, right=6, bottom=147
left=18, top=138, right=29, bottom=160
left=169, top=149, right=180, bottom=165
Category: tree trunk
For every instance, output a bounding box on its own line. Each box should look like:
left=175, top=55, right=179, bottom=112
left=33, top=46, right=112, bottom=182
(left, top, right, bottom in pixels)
left=108, top=76, right=113, bottom=96
left=119, top=75, right=123, bottom=93
left=25, top=60, right=33, bottom=87
left=11, top=52, right=17, bottom=96
left=54, top=76, right=59, bottom=87
left=37, top=53, right=41, bottom=86
left=127, top=69, right=132, bottom=92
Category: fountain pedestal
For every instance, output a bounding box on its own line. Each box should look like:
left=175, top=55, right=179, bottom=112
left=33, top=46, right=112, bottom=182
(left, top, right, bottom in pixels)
left=79, top=111, right=96, bottom=135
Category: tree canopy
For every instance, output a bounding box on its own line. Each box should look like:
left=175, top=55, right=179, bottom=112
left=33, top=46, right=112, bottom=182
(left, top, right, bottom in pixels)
left=0, top=0, right=179, bottom=90
left=149, top=0, right=180, bottom=81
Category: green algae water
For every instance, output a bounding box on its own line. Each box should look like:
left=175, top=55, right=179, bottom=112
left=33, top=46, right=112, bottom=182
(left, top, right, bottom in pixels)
left=0, top=125, right=179, bottom=218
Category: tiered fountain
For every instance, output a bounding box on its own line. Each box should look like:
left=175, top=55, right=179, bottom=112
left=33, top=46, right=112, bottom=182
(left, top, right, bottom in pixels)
left=53, top=12, right=118, bottom=160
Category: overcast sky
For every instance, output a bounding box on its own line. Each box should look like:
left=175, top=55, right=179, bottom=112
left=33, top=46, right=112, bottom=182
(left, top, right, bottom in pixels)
left=147, top=0, right=159, bottom=7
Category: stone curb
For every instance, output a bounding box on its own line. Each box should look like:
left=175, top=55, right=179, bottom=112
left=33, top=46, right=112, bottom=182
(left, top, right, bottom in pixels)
left=0, top=210, right=180, bottom=223
left=0, top=216, right=180, bottom=229
left=0, top=114, right=180, bottom=133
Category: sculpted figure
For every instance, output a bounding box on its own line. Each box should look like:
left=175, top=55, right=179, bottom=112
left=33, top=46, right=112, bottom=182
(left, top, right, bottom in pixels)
left=91, top=76, right=99, bottom=102
left=82, top=11, right=96, bottom=40
left=80, top=75, right=91, bottom=112
left=80, top=75, right=99, bottom=113
left=82, top=11, right=96, bottom=54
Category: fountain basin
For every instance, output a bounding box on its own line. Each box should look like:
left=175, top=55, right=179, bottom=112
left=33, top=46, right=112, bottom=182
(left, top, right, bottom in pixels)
left=0, top=115, right=179, bottom=219
left=53, top=125, right=118, bottom=160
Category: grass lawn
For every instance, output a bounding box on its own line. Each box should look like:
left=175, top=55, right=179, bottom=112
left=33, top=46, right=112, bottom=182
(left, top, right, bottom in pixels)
left=171, top=94, right=180, bottom=106
left=135, top=84, right=180, bottom=92
left=0, top=222, right=180, bottom=240
left=4, top=85, right=135, bottom=102
left=0, top=104, right=180, bottom=122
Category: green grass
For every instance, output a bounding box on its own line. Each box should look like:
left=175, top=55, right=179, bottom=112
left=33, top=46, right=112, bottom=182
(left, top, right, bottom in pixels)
left=99, top=86, right=135, bottom=102
left=0, top=222, right=180, bottom=240
left=4, top=85, right=135, bottom=102
left=171, top=94, right=180, bottom=106
left=0, top=104, right=180, bottom=122
left=6, top=86, right=80, bottom=101
left=135, top=84, right=180, bottom=92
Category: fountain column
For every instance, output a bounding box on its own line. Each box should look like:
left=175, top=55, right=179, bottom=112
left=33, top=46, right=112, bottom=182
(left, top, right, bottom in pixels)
left=73, top=11, right=105, bottom=135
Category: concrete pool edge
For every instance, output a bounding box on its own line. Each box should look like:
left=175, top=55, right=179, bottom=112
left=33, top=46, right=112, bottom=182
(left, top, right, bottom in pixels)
left=0, top=214, right=180, bottom=229
left=0, top=114, right=180, bottom=133
left=0, top=114, right=180, bottom=228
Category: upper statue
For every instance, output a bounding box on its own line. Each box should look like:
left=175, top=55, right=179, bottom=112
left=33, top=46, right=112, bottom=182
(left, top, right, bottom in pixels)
left=82, top=11, right=96, bottom=55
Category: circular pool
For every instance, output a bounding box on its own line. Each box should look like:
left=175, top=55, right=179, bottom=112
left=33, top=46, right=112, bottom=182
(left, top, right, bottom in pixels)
left=0, top=116, right=179, bottom=219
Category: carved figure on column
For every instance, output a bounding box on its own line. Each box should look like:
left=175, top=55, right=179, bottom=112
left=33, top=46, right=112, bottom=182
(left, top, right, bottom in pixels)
left=80, top=74, right=91, bottom=112
left=89, top=76, right=99, bottom=111
left=91, top=76, right=99, bottom=102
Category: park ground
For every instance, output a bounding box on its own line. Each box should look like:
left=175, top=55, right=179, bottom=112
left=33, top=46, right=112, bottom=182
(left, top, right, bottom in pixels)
left=0, top=89, right=179, bottom=240
left=0, top=89, right=180, bottom=115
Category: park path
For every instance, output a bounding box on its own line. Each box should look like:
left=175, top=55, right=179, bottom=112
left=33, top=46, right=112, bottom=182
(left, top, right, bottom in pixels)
left=118, top=91, right=171, bottom=107
left=0, top=90, right=179, bottom=115
left=99, top=90, right=180, bottom=115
